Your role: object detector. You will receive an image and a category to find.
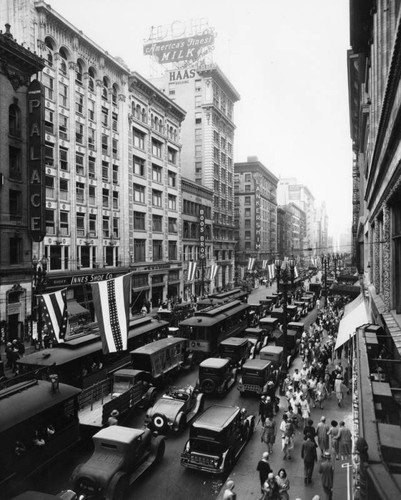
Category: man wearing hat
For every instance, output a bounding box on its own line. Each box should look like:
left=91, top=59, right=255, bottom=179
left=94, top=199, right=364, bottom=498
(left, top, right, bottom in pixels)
left=259, top=395, right=267, bottom=426
left=319, top=450, right=334, bottom=500
left=256, top=452, right=272, bottom=493
left=107, top=409, right=119, bottom=426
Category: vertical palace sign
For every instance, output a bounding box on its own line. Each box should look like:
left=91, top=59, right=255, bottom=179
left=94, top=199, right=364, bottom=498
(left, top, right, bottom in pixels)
left=143, top=19, right=216, bottom=66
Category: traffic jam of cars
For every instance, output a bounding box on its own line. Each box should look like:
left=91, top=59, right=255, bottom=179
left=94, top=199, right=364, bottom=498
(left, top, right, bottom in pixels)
left=9, top=288, right=315, bottom=500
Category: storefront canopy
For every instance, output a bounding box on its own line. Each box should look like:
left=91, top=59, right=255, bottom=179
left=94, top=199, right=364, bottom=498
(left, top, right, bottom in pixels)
left=67, top=300, right=90, bottom=318
left=335, top=294, right=369, bottom=350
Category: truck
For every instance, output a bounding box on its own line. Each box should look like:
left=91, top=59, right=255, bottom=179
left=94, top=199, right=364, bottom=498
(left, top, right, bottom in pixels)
left=237, top=359, right=277, bottom=395
left=71, top=426, right=165, bottom=500
left=78, top=369, right=157, bottom=434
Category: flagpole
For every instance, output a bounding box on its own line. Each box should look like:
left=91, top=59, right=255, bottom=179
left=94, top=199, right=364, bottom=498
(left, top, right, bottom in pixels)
left=201, top=258, right=205, bottom=297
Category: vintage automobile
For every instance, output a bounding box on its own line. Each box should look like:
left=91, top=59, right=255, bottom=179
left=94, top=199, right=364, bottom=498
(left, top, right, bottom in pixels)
left=197, top=358, right=237, bottom=396
left=258, top=317, right=281, bottom=341
left=243, top=327, right=269, bottom=356
left=219, top=337, right=252, bottom=366
left=237, top=359, right=278, bottom=395
left=145, top=385, right=204, bottom=433
left=71, top=426, right=165, bottom=500
left=181, top=405, right=255, bottom=474
left=293, top=300, right=308, bottom=318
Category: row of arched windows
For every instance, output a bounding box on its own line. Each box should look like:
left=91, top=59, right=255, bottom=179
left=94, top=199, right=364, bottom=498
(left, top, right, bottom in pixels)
left=44, top=37, right=119, bottom=105
left=131, top=101, right=179, bottom=142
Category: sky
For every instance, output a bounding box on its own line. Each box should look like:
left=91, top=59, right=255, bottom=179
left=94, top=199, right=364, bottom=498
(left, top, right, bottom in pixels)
left=46, top=0, right=353, bottom=238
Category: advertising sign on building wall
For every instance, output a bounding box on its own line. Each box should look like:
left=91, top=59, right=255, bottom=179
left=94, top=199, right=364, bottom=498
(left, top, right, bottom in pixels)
left=28, top=79, right=46, bottom=242
left=255, top=177, right=261, bottom=251
left=199, top=208, right=206, bottom=261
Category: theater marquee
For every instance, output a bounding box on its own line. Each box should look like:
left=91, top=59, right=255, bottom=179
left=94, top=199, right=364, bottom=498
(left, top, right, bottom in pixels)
left=28, top=80, right=46, bottom=242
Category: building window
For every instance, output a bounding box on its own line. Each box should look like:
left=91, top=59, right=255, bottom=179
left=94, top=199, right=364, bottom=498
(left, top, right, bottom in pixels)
left=44, top=109, right=54, bottom=134
left=101, top=106, right=108, bottom=127
left=60, top=147, right=68, bottom=171
left=9, top=103, right=21, bottom=137
left=9, top=190, right=22, bottom=220
left=112, top=112, right=118, bottom=132
left=245, top=196, right=251, bottom=205
left=195, top=112, right=202, bottom=124
left=152, top=190, right=162, bottom=207
left=9, top=237, right=22, bottom=265
left=245, top=231, right=251, bottom=240
left=59, top=114, right=68, bottom=140
left=195, top=145, right=202, bottom=158
left=245, top=174, right=251, bottom=182
left=88, top=185, right=96, bottom=205
left=89, top=157, right=96, bottom=179
left=60, top=178, right=69, bottom=201
left=102, top=188, right=109, bottom=208
left=76, top=214, right=85, bottom=236
left=134, top=211, right=145, bottom=230
left=45, top=175, right=55, bottom=198
left=195, top=162, right=202, bottom=174
left=60, top=210, right=69, bottom=235
left=46, top=209, right=55, bottom=234
left=133, top=156, right=145, bottom=177
left=112, top=191, right=119, bottom=209
left=244, top=219, right=251, bottom=228
left=76, top=92, right=84, bottom=114
left=168, top=217, right=177, bottom=233
left=168, top=171, right=176, bottom=187
left=102, top=161, right=109, bottom=182
left=9, top=146, right=21, bottom=180
left=112, top=165, right=118, bottom=184
left=88, top=99, right=95, bottom=121
left=152, top=139, right=162, bottom=158
left=76, top=153, right=85, bottom=175
left=152, top=214, right=163, bottom=232
left=88, top=128, right=96, bottom=149
left=75, top=61, right=83, bottom=85
left=214, top=131, right=219, bottom=144
left=45, top=142, right=54, bottom=166
left=76, top=182, right=85, bottom=204
left=134, top=183, right=145, bottom=203
left=42, top=73, right=54, bottom=100
left=103, top=216, right=110, bottom=237
left=134, top=239, right=146, bottom=262
left=168, top=194, right=177, bottom=210
left=152, top=240, right=163, bottom=261
left=168, top=147, right=177, bottom=164
left=245, top=208, right=251, bottom=217
left=133, top=128, right=145, bottom=150
left=59, top=83, right=68, bottom=107
left=89, top=213, right=96, bottom=236
left=168, top=241, right=177, bottom=260
left=152, top=164, right=162, bottom=183
left=76, top=122, right=84, bottom=144
left=113, top=217, right=119, bottom=238
left=102, top=134, right=108, bottom=155
left=195, top=95, right=202, bottom=107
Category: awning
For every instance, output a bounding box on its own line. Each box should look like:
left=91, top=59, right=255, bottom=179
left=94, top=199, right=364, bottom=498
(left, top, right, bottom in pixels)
left=67, top=300, right=90, bottom=318
left=335, top=294, right=369, bottom=350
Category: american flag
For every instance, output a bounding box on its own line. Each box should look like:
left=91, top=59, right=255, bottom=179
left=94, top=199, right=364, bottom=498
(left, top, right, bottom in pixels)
left=210, top=264, right=219, bottom=281
left=90, top=273, right=132, bottom=354
left=39, top=289, right=68, bottom=344
left=248, top=257, right=256, bottom=271
left=268, top=264, right=275, bottom=280
left=187, top=261, right=197, bottom=281
left=262, top=260, right=268, bottom=270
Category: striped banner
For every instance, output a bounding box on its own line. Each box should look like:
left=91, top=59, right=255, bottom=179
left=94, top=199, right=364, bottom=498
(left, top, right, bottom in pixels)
left=90, top=273, right=132, bottom=354
left=262, top=260, right=268, bottom=270
left=248, top=257, right=256, bottom=271
left=240, top=266, right=245, bottom=280
left=268, top=264, right=275, bottom=280
left=187, top=261, right=197, bottom=281
left=210, top=264, right=219, bottom=281
left=39, top=289, right=68, bottom=344
left=294, top=266, right=299, bottom=278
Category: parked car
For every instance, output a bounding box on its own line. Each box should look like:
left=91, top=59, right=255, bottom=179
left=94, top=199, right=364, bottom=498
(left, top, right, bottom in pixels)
left=145, top=385, right=204, bottom=433
left=181, top=405, right=255, bottom=474
left=219, top=337, right=251, bottom=366
left=71, top=426, right=165, bottom=500
left=237, top=359, right=277, bottom=395
left=197, top=358, right=237, bottom=396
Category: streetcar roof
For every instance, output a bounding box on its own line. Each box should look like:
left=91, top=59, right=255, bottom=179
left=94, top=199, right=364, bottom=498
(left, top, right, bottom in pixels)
left=17, top=319, right=168, bottom=368
left=0, top=380, right=81, bottom=433
left=180, top=301, right=249, bottom=326
left=130, top=337, right=187, bottom=355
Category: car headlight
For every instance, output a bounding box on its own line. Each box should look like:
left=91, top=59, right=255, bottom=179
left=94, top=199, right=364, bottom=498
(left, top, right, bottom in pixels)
left=185, top=441, right=190, bottom=452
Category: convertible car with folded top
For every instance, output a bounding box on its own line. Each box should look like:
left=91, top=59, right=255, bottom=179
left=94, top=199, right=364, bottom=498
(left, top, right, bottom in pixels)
left=145, top=385, right=204, bottom=433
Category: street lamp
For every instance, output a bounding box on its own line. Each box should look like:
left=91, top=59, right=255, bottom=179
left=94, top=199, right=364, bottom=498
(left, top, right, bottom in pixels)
left=275, top=256, right=295, bottom=394
left=32, top=255, right=48, bottom=349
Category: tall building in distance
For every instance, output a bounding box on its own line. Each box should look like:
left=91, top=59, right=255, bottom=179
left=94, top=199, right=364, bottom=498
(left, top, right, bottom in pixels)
left=0, top=24, right=44, bottom=343
left=234, top=157, right=278, bottom=265
left=151, top=63, right=240, bottom=290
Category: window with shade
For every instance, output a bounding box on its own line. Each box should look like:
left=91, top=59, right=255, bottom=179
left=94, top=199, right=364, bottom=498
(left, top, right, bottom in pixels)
left=134, top=239, right=146, bottom=262
left=152, top=240, right=163, bottom=261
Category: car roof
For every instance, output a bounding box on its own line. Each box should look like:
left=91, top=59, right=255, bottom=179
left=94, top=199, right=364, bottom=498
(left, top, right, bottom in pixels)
left=259, top=317, right=279, bottom=324
left=260, top=345, right=283, bottom=354
left=242, top=359, right=271, bottom=369
left=245, top=327, right=263, bottom=333
left=113, top=369, right=145, bottom=378
left=220, top=337, right=248, bottom=346
left=193, top=405, right=239, bottom=430
left=288, top=322, right=304, bottom=328
left=93, top=425, right=144, bottom=444
left=200, top=357, right=230, bottom=368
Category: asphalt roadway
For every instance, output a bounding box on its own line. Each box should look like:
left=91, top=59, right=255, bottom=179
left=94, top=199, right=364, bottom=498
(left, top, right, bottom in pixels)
left=216, top=282, right=353, bottom=500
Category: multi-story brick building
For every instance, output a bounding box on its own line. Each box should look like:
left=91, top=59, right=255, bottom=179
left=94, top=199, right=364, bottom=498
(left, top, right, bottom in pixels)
left=0, top=24, right=44, bottom=343
left=234, top=157, right=278, bottom=267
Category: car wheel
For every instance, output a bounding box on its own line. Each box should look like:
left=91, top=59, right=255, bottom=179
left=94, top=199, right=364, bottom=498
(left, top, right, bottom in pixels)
left=153, top=413, right=167, bottom=431
left=105, top=472, right=128, bottom=500
left=147, top=389, right=157, bottom=408
left=201, top=379, right=216, bottom=394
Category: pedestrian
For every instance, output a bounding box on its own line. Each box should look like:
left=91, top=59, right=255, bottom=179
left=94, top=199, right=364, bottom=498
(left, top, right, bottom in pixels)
left=303, top=418, right=317, bottom=445
left=262, top=416, right=277, bottom=454
left=5, top=342, right=13, bottom=368
left=334, top=374, right=344, bottom=406
left=315, top=378, right=326, bottom=409
left=141, top=304, right=147, bottom=316
left=327, top=420, right=339, bottom=459
left=262, top=472, right=280, bottom=500
left=301, top=433, right=317, bottom=485
left=319, top=450, right=334, bottom=500
left=10, top=340, right=20, bottom=373
left=292, top=368, right=301, bottom=390
left=264, top=396, right=275, bottom=418
left=259, top=396, right=267, bottom=426
left=337, top=421, right=352, bottom=460
left=300, top=394, right=311, bottom=428
left=280, top=414, right=295, bottom=460
left=107, top=409, right=119, bottom=426
left=257, top=452, right=272, bottom=493
left=223, top=479, right=236, bottom=500
left=316, top=416, right=330, bottom=456
left=275, top=468, right=290, bottom=500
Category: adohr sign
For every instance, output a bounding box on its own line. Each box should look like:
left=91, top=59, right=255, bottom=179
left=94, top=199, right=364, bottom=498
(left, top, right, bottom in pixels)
left=199, top=208, right=206, bottom=260
left=255, top=178, right=261, bottom=251
left=28, top=79, right=46, bottom=242
left=144, top=32, right=215, bottom=64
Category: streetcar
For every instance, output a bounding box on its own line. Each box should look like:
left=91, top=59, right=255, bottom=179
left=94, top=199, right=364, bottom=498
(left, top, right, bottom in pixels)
left=0, top=379, right=81, bottom=498
left=17, top=316, right=168, bottom=389
left=178, top=300, right=250, bottom=362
